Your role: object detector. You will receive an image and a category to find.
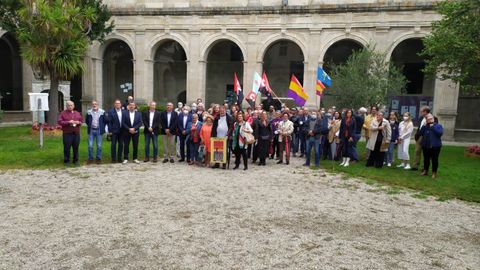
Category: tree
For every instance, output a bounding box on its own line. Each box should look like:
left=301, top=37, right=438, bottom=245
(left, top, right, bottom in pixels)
left=328, top=45, right=407, bottom=110
left=0, top=0, right=113, bottom=125
left=421, top=0, right=480, bottom=95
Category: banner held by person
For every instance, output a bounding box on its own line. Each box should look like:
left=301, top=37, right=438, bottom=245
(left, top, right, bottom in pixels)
left=288, top=74, right=308, bottom=107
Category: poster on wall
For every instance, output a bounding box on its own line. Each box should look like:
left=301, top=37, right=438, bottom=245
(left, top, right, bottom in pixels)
left=389, top=96, right=433, bottom=125
left=210, top=137, right=227, bottom=164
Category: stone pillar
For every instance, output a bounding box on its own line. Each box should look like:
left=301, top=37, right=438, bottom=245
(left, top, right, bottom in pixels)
left=304, top=29, right=322, bottom=109
left=133, top=29, right=148, bottom=105
left=186, top=30, right=203, bottom=104
left=91, top=57, right=103, bottom=108
left=22, top=60, right=33, bottom=111
left=144, top=59, right=154, bottom=103
left=244, top=28, right=262, bottom=108
left=433, top=78, right=459, bottom=141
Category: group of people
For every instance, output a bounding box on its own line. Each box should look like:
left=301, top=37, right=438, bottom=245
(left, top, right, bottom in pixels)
left=58, top=97, right=443, bottom=178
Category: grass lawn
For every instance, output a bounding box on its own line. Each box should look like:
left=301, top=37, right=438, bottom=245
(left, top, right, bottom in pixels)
left=0, top=125, right=158, bottom=169
left=0, top=125, right=479, bottom=202
left=319, top=142, right=480, bottom=202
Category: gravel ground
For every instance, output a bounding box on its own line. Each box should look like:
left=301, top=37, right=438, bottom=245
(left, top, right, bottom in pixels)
left=0, top=157, right=479, bottom=270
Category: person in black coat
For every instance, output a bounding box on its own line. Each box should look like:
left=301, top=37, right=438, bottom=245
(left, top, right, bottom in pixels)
left=160, top=102, right=178, bottom=163
left=105, top=99, right=125, bottom=163
left=339, top=109, right=357, bottom=167
left=142, top=101, right=161, bottom=162
left=177, top=106, right=193, bottom=162
left=304, top=111, right=325, bottom=167
left=122, top=102, right=143, bottom=163
left=254, top=111, right=272, bottom=166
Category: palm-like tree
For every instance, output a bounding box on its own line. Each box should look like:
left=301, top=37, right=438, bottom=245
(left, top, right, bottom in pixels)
left=1, top=0, right=113, bottom=125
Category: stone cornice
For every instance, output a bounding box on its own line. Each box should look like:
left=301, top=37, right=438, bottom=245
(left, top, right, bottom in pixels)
left=110, top=2, right=437, bottom=17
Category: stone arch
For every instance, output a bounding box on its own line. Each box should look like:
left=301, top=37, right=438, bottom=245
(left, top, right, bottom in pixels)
left=148, top=33, right=189, bottom=61
left=257, top=33, right=307, bottom=63
left=200, top=33, right=247, bottom=62
left=386, top=32, right=429, bottom=61
left=97, top=33, right=135, bottom=60
left=319, top=33, right=369, bottom=64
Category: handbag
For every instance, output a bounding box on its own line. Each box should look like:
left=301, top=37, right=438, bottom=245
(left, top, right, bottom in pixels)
left=244, top=132, right=255, bottom=145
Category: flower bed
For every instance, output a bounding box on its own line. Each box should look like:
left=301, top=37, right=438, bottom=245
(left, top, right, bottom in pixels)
left=30, top=123, right=63, bottom=136
left=464, top=145, right=480, bottom=159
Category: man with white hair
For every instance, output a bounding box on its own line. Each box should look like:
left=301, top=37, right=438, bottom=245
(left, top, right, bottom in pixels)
left=177, top=105, right=192, bottom=162
left=160, top=102, right=178, bottom=163
left=122, top=102, right=142, bottom=164
left=142, top=101, right=161, bottom=162
left=86, top=100, right=106, bottom=164
left=58, top=101, right=84, bottom=166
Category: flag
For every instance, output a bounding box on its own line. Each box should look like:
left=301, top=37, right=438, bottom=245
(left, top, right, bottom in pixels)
left=246, top=72, right=262, bottom=108
left=317, top=66, right=332, bottom=87
left=251, top=72, right=262, bottom=94
left=233, top=73, right=244, bottom=105
left=316, top=79, right=326, bottom=96
left=259, top=71, right=273, bottom=102
left=246, top=91, right=257, bottom=108
left=288, top=74, right=308, bottom=106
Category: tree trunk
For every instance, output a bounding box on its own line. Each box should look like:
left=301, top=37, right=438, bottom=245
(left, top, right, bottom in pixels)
left=47, top=72, right=59, bottom=126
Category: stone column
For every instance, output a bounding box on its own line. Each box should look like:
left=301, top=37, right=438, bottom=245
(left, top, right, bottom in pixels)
left=244, top=28, right=262, bottom=108
left=186, top=30, right=203, bottom=104
left=304, top=28, right=322, bottom=109
left=433, top=78, right=459, bottom=141
left=133, top=29, right=149, bottom=105
left=22, top=60, right=33, bottom=111
left=90, top=57, right=103, bottom=108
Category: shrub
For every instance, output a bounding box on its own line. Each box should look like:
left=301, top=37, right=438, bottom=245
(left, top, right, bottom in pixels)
left=137, top=105, right=166, bottom=113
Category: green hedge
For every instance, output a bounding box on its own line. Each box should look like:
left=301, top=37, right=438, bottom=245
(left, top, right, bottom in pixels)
left=137, top=105, right=166, bottom=113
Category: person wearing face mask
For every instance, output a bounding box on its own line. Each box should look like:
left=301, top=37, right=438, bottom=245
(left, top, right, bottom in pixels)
left=384, top=112, right=399, bottom=167
left=303, top=112, right=324, bottom=167
left=366, top=111, right=391, bottom=168
left=177, top=105, right=192, bottom=162
left=191, top=103, right=197, bottom=114
left=418, top=113, right=443, bottom=179
left=397, top=112, right=414, bottom=169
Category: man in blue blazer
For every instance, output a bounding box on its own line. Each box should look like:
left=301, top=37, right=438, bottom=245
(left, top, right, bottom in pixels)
left=160, top=102, right=178, bottom=163
left=122, top=102, right=143, bottom=164
left=143, top=101, right=161, bottom=162
left=177, top=105, right=192, bottom=162
left=106, top=99, right=125, bottom=163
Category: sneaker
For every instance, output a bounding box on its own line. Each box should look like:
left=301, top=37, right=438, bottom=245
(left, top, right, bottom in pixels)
left=404, top=164, right=411, bottom=170
left=122, top=160, right=128, bottom=164
left=387, top=163, right=392, bottom=167
left=133, top=159, right=140, bottom=164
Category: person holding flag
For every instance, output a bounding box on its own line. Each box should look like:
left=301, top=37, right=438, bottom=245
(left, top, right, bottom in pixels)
left=259, top=71, right=274, bottom=107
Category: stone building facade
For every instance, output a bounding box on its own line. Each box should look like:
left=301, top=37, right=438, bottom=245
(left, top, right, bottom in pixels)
left=0, top=0, right=477, bottom=141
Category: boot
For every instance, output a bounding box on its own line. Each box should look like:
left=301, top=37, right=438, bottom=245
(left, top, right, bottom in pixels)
left=344, top=158, right=350, bottom=167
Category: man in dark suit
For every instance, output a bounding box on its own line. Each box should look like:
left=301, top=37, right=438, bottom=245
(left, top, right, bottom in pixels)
left=160, top=102, right=178, bottom=163
left=143, top=101, right=161, bottom=162
left=122, top=102, right=142, bottom=164
left=106, top=99, right=125, bottom=163
left=177, top=105, right=192, bottom=162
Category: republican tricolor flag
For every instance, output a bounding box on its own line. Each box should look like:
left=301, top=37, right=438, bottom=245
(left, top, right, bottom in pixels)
left=288, top=74, right=308, bottom=107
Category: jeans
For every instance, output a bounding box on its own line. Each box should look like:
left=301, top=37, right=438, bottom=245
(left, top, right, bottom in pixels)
left=110, top=132, right=124, bottom=162
left=88, top=128, right=103, bottom=160
left=188, top=141, right=200, bottom=162
left=384, top=142, right=395, bottom=164
left=351, top=133, right=361, bottom=161
left=63, top=133, right=80, bottom=164
left=297, top=132, right=306, bottom=155
left=305, top=137, right=320, bottom=166
left=145, top=132, right=159, bottom=158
